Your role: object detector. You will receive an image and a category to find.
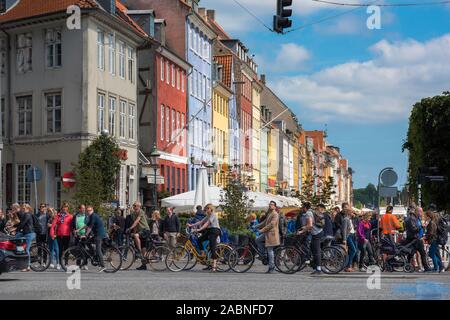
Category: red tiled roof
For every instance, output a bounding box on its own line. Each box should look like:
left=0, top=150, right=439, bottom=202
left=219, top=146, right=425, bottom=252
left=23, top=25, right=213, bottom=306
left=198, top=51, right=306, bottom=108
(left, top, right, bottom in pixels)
left=0, top=0, right=98, bottom=23
left=0, top=0, right=147, bottom=37
left=214, top=55, right=232, bottom=88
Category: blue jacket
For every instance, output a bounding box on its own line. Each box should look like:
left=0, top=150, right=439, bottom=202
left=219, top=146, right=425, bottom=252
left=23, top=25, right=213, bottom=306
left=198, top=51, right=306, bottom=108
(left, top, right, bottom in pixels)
left=248, top=220, right=260, bottom=237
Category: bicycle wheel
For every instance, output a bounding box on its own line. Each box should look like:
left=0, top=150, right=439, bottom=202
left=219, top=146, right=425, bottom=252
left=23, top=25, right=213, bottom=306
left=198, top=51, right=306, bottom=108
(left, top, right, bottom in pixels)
left=166, top=245, right=190, bottom=272
left=61, top=247, right=84, bottom=272
left=213, top=244, right=233, bottom=272
left=228, top=246, right=255, bottom=273
left=147, top=246, right=170, bottom=271
left=322, top=246, right=346, bottom=274
left=102, top=246, right=122, bottom=273
left=119, top=245, right=136, bottom=271
left=183, top=250, right=198, bottom=271
left=29, top=244, right=51, bottom=272
left=275, top=246, right=302, bottom=274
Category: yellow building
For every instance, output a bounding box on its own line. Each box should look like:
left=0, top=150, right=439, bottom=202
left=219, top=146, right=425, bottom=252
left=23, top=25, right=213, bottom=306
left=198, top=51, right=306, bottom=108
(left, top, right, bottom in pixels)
left=252, top=81, right=263, bottom=191
left=293, top=133, right=300, bottom=192
left=212, top=82, right=232, bottom=187
left=268, top=125, right=279, bottom=194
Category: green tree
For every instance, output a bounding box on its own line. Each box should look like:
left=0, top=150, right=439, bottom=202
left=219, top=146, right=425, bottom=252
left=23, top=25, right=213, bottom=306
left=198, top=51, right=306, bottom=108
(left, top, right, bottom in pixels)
left=72, top=134, right=121, bottom=219
left=403, top=91, right=450, bottom=210
left=296, top=174, right=336, bottom=207
left=220, top=174, right=253, bottom=235
left=353, top=183, right=377, bottom=207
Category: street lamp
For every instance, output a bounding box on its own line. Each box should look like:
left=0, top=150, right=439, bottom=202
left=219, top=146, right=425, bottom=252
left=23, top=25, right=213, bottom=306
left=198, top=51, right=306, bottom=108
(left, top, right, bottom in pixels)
left=149, top=143, right=161, bottom=210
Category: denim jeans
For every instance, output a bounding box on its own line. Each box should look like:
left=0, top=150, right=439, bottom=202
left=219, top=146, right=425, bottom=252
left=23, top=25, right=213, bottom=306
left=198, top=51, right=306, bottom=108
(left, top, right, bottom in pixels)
left=48, top=238, right=60, bottom=265
left=346, top=234, right=357, bottom=268
left=15, top=232, right=36, bottom=267
left=255, top=234, right=266, bottom=258
left=428, top=241, right=443, bottom=271
left=267, top=246, right=275, bottom=269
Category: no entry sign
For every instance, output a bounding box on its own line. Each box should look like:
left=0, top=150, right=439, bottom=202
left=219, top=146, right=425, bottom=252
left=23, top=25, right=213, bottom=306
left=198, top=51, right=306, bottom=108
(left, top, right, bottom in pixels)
left=62, top=172, right=76, bottom=188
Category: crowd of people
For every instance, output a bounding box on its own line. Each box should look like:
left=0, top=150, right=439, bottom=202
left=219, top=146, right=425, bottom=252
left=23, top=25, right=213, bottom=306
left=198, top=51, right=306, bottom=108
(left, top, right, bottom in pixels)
left=0, top=199, right=448, bottom=275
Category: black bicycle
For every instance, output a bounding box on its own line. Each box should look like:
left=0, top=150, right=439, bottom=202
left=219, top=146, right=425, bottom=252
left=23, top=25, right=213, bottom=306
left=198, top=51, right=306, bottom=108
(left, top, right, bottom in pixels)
left=61, top=237, right=122, bottom=273
left=29, top=242, right=51, bottom=272
left=276, top=234, right=346, bottom=274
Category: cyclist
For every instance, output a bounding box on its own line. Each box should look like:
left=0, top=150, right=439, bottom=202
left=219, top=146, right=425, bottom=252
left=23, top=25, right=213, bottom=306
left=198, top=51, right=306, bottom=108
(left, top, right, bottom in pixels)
left=402, top=206, right=430, bottom=272
left=255, top=201, right=280, bottom=274
left=84, top=205, right=106, bottom=273
left=380, top=206, right=401, bottom=242
left=187, top=204, right=221, bottom=272
left=126, top=201, right=151, bottom=271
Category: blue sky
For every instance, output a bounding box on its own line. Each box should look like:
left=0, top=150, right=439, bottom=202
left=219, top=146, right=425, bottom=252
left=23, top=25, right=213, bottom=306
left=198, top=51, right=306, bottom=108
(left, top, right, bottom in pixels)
left=202, top=0, right=450, bottom=189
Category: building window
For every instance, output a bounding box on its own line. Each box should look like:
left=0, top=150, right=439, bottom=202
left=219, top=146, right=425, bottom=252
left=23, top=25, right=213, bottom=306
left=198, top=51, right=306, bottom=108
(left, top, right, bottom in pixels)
left=166, top=165, right=171, bottom=192
left=16, top=33, right=32, bottom=73
left=203, top=37, right=208, bottom=60
left=109, top=97, right=116, bottom=136
left=165, top=106, right=170, bottom=142
left=0, top=38, right=6, bottom=75
left=97, top=93, right=105, bottom=133
left=119, top=41, right=125, bottom=78
left=177, top=69, right=180, bottom=90
left=1, top=97, right=5, bottom=137
left=45, top=28, right=62, bottom=68
left=203, top=75, right=207, bottom=101
left=160, top=104, right=165, bottom=141
left=171, top=64, right=175, bottom=87
left=45, top=93, right=62, bottom=134
left=172, top=167, right=176, bottom=195
left=193, top=71, right=197, bottom=97
left=17, top=95, right=32, bottom=136
left=176, top=112, right=181, bottom=144
left=181, top=113, right=185, bottom=146
left=189, top=72, right=192, bottom=95
left=128, top=103, right=135, bottom=140
left=108, top=33, right=116, bottom=75
left=118, top=165, right=126, bottom=206
left=171, top=109, right=175, bottom=141
left=181, top=73, right=185, bottom=93
left=54, top=162, right=61, bottom=210
left=128, top=165, right=136, bottom=205
left=166, top=61, right=170, bottom=85
left=189, top=26, right=193, bottom=50
left=160, top=58, right=164, bottom=81
left=97, top=30, right=105, bottom=70
left=119, top=100, right=126, bottom=138
left=17, top=164, right=32, bottom=204
left=128, top=46, right=134, bottom=83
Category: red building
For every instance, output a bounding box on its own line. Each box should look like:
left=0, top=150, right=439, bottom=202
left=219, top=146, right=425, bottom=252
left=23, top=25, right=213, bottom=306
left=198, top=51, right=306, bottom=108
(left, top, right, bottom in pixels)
left=156, top=47, right=190, bottom=195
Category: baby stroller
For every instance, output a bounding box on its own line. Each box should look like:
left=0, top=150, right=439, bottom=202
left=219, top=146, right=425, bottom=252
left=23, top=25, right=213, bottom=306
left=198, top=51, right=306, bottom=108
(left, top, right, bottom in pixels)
left=380, top=237, right=416, bottom=273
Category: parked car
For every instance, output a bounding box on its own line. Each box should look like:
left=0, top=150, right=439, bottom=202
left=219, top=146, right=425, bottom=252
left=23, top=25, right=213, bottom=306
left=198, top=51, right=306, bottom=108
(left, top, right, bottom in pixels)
left=0, top=232, right=28, bottom=275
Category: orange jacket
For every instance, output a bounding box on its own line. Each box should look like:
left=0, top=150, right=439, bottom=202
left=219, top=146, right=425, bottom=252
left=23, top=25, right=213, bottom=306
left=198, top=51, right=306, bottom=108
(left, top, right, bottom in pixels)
left=380, top=214, right=400, bottom=235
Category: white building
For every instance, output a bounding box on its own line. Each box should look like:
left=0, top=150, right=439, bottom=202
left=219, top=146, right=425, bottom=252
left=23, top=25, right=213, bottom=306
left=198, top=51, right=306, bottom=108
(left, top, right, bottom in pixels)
left=0, top=0, right=146, bottom=208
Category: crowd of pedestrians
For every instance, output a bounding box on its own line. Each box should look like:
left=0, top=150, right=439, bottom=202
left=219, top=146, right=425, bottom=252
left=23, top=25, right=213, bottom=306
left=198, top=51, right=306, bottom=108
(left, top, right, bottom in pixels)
left=0, top=199, right=448, bottom=275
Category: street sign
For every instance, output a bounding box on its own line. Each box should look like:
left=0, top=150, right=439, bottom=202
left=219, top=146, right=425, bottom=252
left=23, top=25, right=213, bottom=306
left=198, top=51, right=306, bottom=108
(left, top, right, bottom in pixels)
left=379, top=186, right=398, bottom=197
left=62, top=172, right=76, bottom=188
left=380, top=169, right=398, bottom=187
left=425, top=176, right=445, bottom=182
left=26, top=167, right=42, bottom=182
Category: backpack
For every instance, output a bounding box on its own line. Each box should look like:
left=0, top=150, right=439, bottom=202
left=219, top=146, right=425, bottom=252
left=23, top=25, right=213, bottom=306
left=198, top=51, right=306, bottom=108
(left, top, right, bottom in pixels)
left=437, top=217, right=449, bottom=246
left=32, top=213, right=43, bottom=235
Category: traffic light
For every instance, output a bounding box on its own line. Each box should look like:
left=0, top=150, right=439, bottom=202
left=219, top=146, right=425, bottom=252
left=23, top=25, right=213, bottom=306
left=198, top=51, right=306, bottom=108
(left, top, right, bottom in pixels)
left=274, top=0, right=293, bottom=34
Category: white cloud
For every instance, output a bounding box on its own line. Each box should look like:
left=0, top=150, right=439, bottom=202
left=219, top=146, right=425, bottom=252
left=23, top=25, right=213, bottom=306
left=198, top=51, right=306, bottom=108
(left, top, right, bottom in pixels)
left=269, top=43, right=311, bottom=72
left=269, top=34, right=450, bottom=123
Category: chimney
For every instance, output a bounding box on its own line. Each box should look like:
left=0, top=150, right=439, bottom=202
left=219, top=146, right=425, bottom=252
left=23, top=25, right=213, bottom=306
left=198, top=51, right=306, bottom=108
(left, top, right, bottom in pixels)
left=98, top=0, right=116, bottom=15
left=198, top=7, right=207, bottom=19
left=260, top=74, right=266, bottom=85
left=154, top=19, right=166, bottom=46
left=207, top=9, right=216, bottom=21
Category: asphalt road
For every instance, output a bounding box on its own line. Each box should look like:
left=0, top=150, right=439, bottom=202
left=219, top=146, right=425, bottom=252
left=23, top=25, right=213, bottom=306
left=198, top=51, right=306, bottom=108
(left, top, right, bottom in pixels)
left=1, top=264, right=450, bottom=300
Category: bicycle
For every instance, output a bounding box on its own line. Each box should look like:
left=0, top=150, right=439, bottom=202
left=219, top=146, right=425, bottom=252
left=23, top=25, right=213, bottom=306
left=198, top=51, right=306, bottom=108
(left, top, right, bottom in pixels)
left=119, top=232, right=170, bottom=271
left=227, top=236, right=285, bottom=273
left=165, top=229, right=232, bottom=272
left=276, top=234, right=346, bottom=274
left=61, top=236, right=122, bottom=273
left=29, top=242, right=51, bottom=272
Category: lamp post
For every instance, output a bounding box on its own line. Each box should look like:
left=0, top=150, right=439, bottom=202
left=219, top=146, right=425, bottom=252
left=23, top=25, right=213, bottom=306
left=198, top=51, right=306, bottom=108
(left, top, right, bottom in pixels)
left=149, top=143, right=161, bottom=211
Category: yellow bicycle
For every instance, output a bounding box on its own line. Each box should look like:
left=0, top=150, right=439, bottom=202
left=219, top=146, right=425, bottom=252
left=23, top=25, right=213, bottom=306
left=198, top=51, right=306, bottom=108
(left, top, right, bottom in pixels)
left=165, top=230, right=232, bottom=272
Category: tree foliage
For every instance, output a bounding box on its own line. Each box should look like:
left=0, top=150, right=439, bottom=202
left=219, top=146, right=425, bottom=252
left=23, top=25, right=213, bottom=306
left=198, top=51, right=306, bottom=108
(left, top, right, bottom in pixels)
left=353, top=183, right=377, bottom=207
left=73, top=134, right=121, bottom=218
left=296, top=174, right=336, bottom=208
left=403, top=92, right=450, bottom=210
left=220, top=174, right=253, bottom=235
